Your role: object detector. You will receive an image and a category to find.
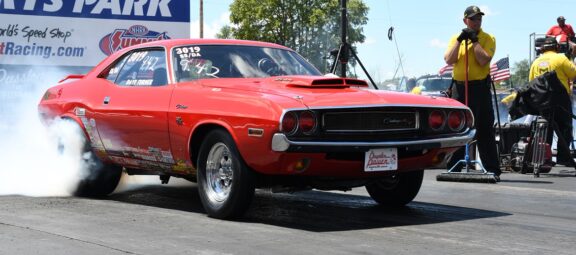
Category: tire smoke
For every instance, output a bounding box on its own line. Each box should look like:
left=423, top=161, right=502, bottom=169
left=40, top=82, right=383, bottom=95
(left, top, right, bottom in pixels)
left=0, top=71, right=85, bottom=196
left=0, top=68, right=188, bottom=197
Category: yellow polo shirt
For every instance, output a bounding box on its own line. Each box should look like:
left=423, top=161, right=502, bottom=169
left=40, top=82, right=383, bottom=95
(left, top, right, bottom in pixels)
left=447, top=29, right=496, bottom=81
left=529, top=51, right=576, bottom=93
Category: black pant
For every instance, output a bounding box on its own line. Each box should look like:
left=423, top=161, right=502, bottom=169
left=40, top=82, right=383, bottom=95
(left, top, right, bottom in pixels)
left=542, top=100, right=574, bottom=163
left=448, top=79, right=501, bottom=174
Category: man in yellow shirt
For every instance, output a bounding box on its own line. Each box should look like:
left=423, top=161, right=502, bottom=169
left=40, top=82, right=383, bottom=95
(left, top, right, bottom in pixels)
left=529, top=37, right=576, bottom=166
left=444, top=6, right=500, bottom=177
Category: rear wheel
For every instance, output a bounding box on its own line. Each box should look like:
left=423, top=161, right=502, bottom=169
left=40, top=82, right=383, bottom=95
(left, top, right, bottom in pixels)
left=365, top=169, right=424, bottom=206
left=58, top=119, right=122, bottom=197
left=74, top=148, right=122, bottom=197
left=197, top=129, right=255, bottom=219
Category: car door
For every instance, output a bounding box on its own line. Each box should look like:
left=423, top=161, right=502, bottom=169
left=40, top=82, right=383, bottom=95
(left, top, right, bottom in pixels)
left=94, top=48, right=175, bottom=171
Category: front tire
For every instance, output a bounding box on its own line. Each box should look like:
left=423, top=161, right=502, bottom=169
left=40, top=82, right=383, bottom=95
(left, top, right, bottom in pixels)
left=365, top=169, right=424, bottom=206
left=197, top=129, right=255, bottom=219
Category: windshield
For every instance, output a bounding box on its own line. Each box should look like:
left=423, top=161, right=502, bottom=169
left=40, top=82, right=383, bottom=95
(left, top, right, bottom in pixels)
left=172, top=45, right=321, bottom=82
left=416, top=77, right=452, bottom=92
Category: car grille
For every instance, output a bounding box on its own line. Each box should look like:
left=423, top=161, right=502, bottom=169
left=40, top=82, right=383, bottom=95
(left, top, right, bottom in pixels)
left=323, top=111, right=418, bottom=132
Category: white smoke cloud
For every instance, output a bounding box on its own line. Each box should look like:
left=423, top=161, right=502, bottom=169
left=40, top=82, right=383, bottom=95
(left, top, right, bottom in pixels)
left=0, top=66, right=189, bottom=197
left=0, top=69, right=85, bottom=196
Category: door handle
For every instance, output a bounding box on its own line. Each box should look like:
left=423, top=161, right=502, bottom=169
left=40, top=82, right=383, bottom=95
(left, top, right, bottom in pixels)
left=103, top=96, right=110, bottom=104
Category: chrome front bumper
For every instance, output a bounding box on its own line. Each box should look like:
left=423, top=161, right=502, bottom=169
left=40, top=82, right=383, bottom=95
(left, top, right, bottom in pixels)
left=271, top=129, right=476, bottom=152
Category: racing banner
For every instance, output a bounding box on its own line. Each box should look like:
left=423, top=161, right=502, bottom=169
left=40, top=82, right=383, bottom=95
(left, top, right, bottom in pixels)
left=0, top=0, right=190, bottom=123
left=0, top=0, right=190, bottom=66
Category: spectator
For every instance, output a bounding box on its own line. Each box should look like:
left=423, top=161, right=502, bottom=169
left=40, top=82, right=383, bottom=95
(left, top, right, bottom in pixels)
left=546, top=16, right=575, bottom=44
left=546, top=16, right=576, bottom=58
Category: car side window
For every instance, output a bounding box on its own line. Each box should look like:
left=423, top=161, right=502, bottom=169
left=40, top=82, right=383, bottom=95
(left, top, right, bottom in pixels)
left=105, top=54, right=129, bottom=83
left=113, top=49, right=167, bottom=87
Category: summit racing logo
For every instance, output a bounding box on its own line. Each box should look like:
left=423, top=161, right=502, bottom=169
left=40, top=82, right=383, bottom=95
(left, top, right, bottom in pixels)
left=99, top=25, right=170, bottom=55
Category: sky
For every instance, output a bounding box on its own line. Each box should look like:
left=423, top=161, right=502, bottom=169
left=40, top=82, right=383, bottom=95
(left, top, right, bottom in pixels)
left=190, top=0, right=576, bottom=82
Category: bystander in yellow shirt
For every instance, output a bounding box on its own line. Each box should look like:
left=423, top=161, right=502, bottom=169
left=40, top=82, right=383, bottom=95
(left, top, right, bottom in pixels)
left=529, top=51, right=576, bottom=94
left=447, top=29, right=496, bottom=81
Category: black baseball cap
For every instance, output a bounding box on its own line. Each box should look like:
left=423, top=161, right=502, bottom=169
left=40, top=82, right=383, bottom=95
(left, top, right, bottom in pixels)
left=543, top=37, right=558, bottom=47
left=464, top=6, right=485, bottom=19
left=558, top=16, right=566, bottom=21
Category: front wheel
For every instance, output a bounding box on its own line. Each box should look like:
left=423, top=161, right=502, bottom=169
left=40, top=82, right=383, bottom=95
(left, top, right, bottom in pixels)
left=365, top=169, right=424, bottom=206
left=197, top=129, right=255, bottom=219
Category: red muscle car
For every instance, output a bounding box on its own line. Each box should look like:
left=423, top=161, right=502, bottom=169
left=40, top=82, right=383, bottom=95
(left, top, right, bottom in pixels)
left=38, top=39, right=474, bottom=219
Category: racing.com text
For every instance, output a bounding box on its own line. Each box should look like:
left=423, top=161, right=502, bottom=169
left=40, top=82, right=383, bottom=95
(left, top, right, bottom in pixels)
left=0, top=42, right=84, bottom=59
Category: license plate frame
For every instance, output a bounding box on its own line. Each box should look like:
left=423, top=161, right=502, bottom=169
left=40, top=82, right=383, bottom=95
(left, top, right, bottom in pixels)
left=364, top=148, right=398, bottom=172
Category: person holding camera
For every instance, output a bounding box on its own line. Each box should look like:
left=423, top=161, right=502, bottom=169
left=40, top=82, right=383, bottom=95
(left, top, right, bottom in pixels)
left=529, top=37, right=576, bottom=166
left=443, top=5, right=501, bottom=177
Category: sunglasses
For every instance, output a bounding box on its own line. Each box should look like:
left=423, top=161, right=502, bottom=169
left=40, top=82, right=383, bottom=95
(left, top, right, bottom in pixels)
left=467, top=16, right=482, bottom=21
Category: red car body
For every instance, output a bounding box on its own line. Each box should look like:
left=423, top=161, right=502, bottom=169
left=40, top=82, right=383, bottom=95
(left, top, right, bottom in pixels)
left=39, top=39, right=474, bottom=219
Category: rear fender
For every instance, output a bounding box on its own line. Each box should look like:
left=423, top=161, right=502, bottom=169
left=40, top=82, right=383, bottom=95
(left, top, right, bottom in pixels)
left=58, top=113, right=90, bottom=141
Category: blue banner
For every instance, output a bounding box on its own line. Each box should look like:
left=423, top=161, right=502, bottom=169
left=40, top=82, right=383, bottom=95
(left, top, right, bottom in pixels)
left=0, top=0, right=189, bottom=22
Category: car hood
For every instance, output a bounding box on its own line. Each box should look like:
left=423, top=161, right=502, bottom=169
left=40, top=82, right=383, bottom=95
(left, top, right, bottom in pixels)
left=195, top=76, right=466, bottom=109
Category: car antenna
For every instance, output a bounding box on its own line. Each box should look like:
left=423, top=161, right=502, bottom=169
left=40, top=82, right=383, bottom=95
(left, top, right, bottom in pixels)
left=329, top=0, right=377, bottom=89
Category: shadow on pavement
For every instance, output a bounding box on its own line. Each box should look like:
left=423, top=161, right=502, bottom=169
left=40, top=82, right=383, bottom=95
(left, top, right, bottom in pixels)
left=109, top=185, right=204, bottom=214
left=108, top=186, right=510, bottom=232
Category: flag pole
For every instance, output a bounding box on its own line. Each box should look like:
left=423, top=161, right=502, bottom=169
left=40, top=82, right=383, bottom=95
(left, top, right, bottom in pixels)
left=507, top=54, right=513, bottom=90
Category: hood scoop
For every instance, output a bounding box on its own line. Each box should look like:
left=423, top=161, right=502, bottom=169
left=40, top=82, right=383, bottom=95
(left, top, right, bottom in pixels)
left=278, top=76, right=369, bottom=88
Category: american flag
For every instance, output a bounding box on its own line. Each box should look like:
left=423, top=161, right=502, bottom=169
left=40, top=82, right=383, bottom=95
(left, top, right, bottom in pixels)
left=490, top=57, right=511, bottom=82
left=438, top=64, right=453, bottom=75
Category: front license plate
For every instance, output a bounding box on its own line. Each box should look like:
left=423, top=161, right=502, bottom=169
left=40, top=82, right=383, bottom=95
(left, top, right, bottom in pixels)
left=364, top=148, right=398, bottom=172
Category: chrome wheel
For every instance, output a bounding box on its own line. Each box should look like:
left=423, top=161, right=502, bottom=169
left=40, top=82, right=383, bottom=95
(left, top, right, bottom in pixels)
left=197, top=129, right=255, bottom=219
left=205, top=142, right=234, bottom=203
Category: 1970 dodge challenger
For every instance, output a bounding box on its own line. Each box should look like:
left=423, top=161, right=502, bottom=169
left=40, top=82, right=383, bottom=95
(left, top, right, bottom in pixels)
left=39, top=39, right=474, bottom=219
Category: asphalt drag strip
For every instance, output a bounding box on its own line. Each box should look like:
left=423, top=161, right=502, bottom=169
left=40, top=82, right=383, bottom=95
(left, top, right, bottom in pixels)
left=0, top=168, right=575, bottom=254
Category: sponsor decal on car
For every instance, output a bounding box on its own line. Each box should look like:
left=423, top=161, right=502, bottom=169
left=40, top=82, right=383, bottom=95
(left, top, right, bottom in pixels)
left=99, top=25, right=170, bottom=55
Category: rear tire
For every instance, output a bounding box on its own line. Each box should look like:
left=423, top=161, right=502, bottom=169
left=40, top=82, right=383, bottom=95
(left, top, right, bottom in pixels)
left=74, top=149, right=122, bottom=197
left=59, top=119, right=122, bottom=197
left=197, top=129, right=255, bottom=219
left=365, top=169, right=424, bottom=206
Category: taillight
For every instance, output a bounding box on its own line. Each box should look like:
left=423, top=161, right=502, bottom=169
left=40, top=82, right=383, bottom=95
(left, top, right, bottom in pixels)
left=299, top=111, right=317, bottom=134
left=428, top=110, right=445, bottom=131
left=282, top=112, right=298, bottom=134
left=447, top=110, right=465, bottom=131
